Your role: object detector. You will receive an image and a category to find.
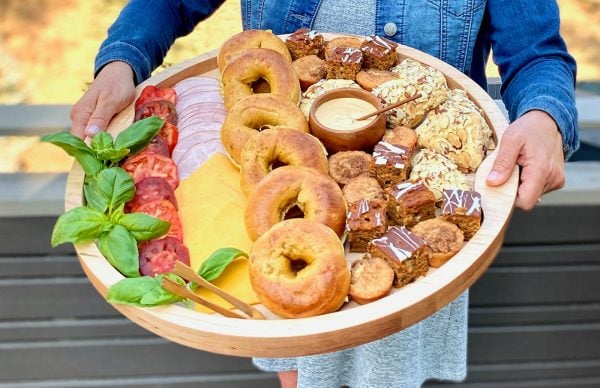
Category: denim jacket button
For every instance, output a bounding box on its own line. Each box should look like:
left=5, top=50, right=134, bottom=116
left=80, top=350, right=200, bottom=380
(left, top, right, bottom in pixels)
left=384, top=22, right=397, bottom=37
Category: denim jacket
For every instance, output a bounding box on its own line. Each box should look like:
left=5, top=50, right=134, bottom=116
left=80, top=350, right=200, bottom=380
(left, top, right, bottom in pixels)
left=96, top=0, right=578, bottom=157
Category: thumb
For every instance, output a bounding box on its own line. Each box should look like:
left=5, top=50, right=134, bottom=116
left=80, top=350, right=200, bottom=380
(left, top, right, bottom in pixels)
left=486, top=132, right=522, bottom=187
left=84, top=94, right=121, bottom=137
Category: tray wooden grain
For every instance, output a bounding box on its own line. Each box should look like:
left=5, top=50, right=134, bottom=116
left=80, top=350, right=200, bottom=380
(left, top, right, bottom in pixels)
left=65, top=34, right=518, bottom=357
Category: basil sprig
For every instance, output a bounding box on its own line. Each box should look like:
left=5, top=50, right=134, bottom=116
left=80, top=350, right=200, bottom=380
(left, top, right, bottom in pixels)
left=46, top=117, right=168, bottom=277
left=107, top=274, right=185, bottom=307
left=108, top=248, right=248, bottom=307
left=41, top=116, right=163, bottom=170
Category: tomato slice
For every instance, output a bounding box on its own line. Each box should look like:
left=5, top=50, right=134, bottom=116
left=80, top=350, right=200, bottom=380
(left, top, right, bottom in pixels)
left=121, top=153, right=179, bottom=190
left=157, top=122, right=179, bottom=154
left=126, top=177, right=178, bottom=212
left=139, top=135, right=170, bottom=157
left=138, top=237, right=190, bottom=277
left=132, top=199, right=183, bottom=241
left=135, top=100, right=178, bottom=125
left=135, top=85, right=177, bottom=110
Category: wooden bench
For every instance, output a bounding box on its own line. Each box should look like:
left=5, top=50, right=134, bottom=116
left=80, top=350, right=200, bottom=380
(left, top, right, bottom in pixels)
left=0, top=100, right=599, bottom=387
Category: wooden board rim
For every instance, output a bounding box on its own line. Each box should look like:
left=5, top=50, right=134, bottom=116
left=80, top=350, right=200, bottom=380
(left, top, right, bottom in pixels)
left=65, top=34, right=518, bottom=357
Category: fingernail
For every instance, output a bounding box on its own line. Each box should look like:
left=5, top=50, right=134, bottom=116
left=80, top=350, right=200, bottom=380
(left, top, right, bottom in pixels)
left=86, top=125, right=100, bottom=136
left=487, top=171, right=499, bottom=182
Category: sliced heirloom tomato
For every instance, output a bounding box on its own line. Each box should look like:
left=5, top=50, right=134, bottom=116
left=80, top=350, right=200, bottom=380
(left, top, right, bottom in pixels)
left=157, top=122, right=179, bottom=155
left=131, top=199, right=183, bottom=241
left=126, top=177, right=178, bottom=212
left=135, top=85, right=177, bottom=110
left=138, top=135, right=170, bottom=157
left=121, top=153, right=179, bottom=190
left=139, top=237, right=190, bottom=277
left=134, top=100, right=178, bottom=125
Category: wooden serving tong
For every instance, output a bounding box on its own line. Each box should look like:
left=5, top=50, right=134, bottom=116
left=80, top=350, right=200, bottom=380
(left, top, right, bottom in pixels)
left=161, top=261, right=266, bottom=320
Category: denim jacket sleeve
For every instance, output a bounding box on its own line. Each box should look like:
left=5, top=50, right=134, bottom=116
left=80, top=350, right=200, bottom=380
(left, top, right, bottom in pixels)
left=488, top=0, right=579, bottom=159
left=94, top=0, right=225, bottom=85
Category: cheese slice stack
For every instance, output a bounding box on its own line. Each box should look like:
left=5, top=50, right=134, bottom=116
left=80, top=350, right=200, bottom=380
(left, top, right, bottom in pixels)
left=175, top=152, right=258, bottom=312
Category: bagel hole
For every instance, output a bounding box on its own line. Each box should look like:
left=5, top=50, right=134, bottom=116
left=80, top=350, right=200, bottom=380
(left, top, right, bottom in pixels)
left=270, top=157, right=288, bottom=170
left=288, top=257, right=309, bottom=276
left=251, top=78, right=271, bottom=94
left=283, top=204, right=305, bottom=220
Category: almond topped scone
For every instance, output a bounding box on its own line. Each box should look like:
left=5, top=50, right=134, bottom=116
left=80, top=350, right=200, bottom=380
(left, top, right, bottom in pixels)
left=373, top=58, right=449, bottom=128
left=415, top=89, right=496, bottom=172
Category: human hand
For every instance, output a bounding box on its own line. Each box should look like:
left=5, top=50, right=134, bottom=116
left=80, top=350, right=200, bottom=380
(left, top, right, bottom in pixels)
left=70, top=61, right=136, bottom=138
left=486, top=110, right=565, bottom=210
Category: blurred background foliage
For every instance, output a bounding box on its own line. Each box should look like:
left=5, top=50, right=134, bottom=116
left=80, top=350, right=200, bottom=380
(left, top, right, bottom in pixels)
left=0, top=0, right=598, bottom=104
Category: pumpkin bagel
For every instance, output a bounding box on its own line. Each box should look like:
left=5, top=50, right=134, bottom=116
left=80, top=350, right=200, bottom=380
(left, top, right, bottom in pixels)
left=221, top=48, right=301, bottom=110
left=221, top=94, right=309, bottom=165
left=244, top=166, right=347, bottom=241
left=240, top=127, right=329, bottom=195
left=249, top=219, right=350, bottom=318
left=218, top=29, right=292, bottom=72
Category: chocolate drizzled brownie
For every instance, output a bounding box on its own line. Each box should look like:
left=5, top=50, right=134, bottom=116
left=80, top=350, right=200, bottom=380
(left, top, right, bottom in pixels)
left=326, top=47, right=363, bottom=80
left=385, top=180, right=436, bottom=227
left=368, top=226, right=431, bottom=288
left=440, top=189, right=482, bottom=239
left=360, top=35, right=398, bottom=70
left=285, top=28, right=325, bottom=60
left=346, top=199, right=388, bottom=252
left=373, top=141, right=412, bottom=188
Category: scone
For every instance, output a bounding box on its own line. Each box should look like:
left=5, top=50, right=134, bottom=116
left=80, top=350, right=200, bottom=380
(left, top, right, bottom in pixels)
left=411, top=218, right=464, bottom=267
left=373, top=58, right=449, bottom=128
left=349, top=255, right=395, bottom=304
left=415, top=89, right=496, bottom=172
left=409, top=149, right=470, bottom=202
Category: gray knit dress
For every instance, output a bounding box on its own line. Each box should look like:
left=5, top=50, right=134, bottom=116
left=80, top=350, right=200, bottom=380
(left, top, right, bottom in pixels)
left=252, top=1, right=469, bottom=387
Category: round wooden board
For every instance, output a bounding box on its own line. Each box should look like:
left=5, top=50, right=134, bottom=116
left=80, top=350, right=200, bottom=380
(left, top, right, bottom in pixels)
left=65, top=33, right=518, bottom=358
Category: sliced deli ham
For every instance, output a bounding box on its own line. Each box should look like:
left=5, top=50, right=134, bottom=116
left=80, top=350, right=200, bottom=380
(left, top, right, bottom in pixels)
left=172, top=76, right=227, bottom=180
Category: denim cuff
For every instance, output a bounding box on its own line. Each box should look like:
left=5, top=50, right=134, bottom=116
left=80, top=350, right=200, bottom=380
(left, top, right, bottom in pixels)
left=516, top=95, right=579, bottom=160
left=94, top=41, right=152, bottom=85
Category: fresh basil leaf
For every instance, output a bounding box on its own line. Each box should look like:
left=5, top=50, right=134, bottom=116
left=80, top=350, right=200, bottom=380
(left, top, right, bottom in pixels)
left=198, top=248, right=248, bottom=282
left=113, top=116, right=164, bottom=155
left=106, top=276, right=157, bottom=306
left=96, top=147, right=130, bottom=162
left=139, top=274, right=185, bottom=305
left=118, top=212, right=170, bottom=241
left=90, top=131, right=114, bottom=153
left=107, top=274, right=184, bottom=306
left=41, top=132, right=102, bottom=176
left=51, top=206, right=107, bottom=247
left=94, top=167, right=135, bottom=214
left=83, top=176, right=107, bottom=213
left=97, top=225, right=140, bottom=278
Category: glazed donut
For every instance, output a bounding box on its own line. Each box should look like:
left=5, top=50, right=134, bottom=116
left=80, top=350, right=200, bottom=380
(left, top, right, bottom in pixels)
left=245, top=166, right=347, bottom=241
left=218, top=29, right=292, bottom=72
left=240, top=127, right=329, bottom=195
left=221, top=48, right=301, bottom=109
left=249, top=219, right=350, bottom=318
left=221, top=94, right=309, bottom=165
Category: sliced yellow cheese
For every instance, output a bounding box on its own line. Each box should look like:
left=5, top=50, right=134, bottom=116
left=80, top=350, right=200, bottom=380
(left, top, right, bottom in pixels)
left=175, top=152, right=258, bottom=312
